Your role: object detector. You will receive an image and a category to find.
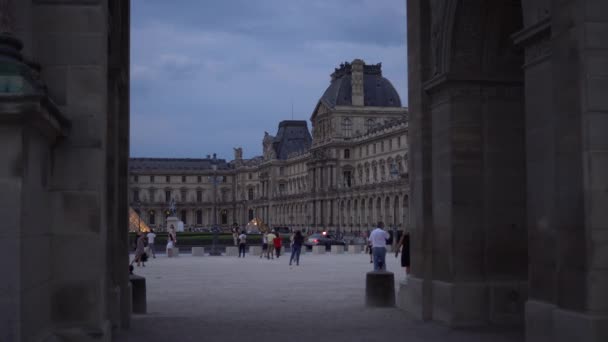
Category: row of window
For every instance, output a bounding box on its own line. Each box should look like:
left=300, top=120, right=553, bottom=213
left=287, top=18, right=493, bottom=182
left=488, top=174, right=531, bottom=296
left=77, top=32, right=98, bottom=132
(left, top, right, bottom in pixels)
left=132, top=189, right=230, bottom=203
left=132, top=175, right=230, bottom=184
left=341, top=118, right=396, bottom=138
left=137, top=209, right=229, bottom=226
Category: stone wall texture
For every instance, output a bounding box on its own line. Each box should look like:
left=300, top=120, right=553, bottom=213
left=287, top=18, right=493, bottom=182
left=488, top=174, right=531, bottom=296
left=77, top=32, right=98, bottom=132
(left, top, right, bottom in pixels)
left=404, top=0, right=608, bottom=341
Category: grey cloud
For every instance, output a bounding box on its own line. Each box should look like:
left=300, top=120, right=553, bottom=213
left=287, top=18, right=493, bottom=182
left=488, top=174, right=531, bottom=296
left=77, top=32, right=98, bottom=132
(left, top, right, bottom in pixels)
left=130, top=0, right=407, bottom=159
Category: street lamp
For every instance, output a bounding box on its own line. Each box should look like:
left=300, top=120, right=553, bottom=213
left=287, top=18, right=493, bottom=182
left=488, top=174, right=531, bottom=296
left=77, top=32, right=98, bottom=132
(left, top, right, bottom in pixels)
left=208, top=162, right=223, bottom=256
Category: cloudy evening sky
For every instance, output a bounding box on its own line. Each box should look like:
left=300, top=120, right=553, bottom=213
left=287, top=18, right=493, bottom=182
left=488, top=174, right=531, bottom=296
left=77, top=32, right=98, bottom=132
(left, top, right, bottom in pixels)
left=130, top=0, right=408, bottom=159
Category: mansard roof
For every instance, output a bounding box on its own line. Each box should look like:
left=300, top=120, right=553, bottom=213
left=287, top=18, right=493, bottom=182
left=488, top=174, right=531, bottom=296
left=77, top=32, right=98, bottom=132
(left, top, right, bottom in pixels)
left=272, top=120, right=312, bottom=160
left=319, top=61, right=402, bottom=108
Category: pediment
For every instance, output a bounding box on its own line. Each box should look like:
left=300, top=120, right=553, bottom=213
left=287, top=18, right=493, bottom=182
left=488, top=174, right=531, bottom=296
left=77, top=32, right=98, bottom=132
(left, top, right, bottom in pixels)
left=310, top=101, right=331, bottom=122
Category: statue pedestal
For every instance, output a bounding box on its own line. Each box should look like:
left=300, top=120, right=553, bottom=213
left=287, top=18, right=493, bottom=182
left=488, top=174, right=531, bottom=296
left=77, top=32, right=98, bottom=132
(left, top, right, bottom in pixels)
left=166, top=216, right=179, bottom=231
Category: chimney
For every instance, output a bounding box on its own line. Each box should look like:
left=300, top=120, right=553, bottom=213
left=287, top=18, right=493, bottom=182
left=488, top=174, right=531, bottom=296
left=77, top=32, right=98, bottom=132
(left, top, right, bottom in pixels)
left=351, top=59, right=365, bottom=106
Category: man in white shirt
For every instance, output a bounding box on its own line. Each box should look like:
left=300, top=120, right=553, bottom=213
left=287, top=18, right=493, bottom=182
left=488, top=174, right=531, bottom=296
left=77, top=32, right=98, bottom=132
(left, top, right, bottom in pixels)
left=146, top=229, right=157, bottom=258
left=368, top=222, right=390, bottom=271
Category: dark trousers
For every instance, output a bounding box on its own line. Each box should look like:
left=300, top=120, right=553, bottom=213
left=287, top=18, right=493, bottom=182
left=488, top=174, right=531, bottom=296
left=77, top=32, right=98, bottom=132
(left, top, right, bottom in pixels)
left=238, top=243, right=246, bottom=257
left=289, top=245, right=301, bottom=265
left=275, top=246, right=281, bottom=258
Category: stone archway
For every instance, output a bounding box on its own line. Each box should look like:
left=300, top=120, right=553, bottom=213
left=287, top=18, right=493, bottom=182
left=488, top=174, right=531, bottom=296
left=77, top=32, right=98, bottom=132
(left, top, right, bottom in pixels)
left=406, top=0, right=608, bottom=340
left=405, top=0, right=528, bottom=328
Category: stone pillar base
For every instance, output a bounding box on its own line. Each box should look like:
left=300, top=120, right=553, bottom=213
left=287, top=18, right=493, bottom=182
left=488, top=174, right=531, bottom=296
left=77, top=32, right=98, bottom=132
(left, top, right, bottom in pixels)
left=129, top=275, right=146, bottom=314
left=331, top=245, right=344, bottom=254
left=525, top=300, right=556, bottom=342
left=432, top=280, right=488, bottom=327
left=225, top=246, right=238, bottom=256
left=191, top=247, right=205, bottom=256
left=526, top=300, right=608, bottom=342
left=365, top=271, right=395, bottom=307
left=312, top=245, right=325, bottom=254
left=52, top=320, right=112, bottom=342
left=397, top=276, right=426, bottom=320
left=432, top=280, right=526, bottom=327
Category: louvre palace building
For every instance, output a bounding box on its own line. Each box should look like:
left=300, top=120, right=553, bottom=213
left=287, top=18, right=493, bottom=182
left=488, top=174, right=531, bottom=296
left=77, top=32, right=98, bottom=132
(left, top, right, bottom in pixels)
left=129, top=59, right=409, bottom=233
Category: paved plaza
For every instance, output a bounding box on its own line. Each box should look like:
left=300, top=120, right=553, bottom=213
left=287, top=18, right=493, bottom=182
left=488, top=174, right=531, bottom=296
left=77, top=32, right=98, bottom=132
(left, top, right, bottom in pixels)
left=115, top=251, right=523, bottom=342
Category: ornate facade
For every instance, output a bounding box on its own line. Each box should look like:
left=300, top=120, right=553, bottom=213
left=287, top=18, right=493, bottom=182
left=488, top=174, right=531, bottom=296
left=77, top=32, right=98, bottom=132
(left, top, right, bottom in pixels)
left=129, top=59, right=409, bottom=233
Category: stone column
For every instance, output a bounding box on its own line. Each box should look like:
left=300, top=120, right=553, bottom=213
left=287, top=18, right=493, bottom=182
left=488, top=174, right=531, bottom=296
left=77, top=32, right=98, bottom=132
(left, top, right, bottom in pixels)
left=533, top=2, right=608, bottom=341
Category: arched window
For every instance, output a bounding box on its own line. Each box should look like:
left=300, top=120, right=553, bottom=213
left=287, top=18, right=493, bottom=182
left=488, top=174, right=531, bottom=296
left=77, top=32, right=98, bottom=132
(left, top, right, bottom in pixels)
left=196, top=210, right=202, bottom=225
left=385, top=197, right=391, bottom=225
left=221, top=209, right=228, bottom=225
left=248, top=209, right=254, bottom=221
left=342, top=118, right=353, bottom=137
left=181, top=210, right=187, bottom=224
left=367, top=199, right=373, bottom=225
left=376, top=197, right=382, bottom=223
left=149, top=210, right=156, bottom=225
left=248, top=188, right=254, bottom=200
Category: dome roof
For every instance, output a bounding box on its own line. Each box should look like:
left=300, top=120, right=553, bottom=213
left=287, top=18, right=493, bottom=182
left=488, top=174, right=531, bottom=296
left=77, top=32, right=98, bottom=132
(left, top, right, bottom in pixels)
left=319, top=61, right=402, bottom=108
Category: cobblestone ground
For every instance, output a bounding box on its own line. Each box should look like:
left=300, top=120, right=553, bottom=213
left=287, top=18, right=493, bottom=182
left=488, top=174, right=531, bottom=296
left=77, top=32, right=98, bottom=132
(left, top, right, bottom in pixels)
left=115, top=250, right=523, bottom=342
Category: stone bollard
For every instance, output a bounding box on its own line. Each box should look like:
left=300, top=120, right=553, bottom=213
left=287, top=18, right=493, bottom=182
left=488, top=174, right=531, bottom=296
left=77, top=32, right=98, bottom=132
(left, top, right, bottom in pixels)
left=348, top=245, right=363, bottom=254
left=226, top=246, right=239, bottom=256
left=191, top=246, right=205, bottom=256
left=312, top=245, right=326, bottom=254
left=249, top=245, right=262, bottom=256
left=167, top=247, right=179, bottom=257
left=331, top=245, right=345, bottom=254
left=129, top=275, right=147, bottom=314
left=365, top=271, right=395, bottom=307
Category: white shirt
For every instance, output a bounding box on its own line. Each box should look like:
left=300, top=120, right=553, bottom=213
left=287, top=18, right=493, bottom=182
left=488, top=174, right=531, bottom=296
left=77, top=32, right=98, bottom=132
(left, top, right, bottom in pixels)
left=238, top=234, right=246, bottom=244
left=368, top=228, right=390, bottom=248
left=147, top=232, right=156, bottom=244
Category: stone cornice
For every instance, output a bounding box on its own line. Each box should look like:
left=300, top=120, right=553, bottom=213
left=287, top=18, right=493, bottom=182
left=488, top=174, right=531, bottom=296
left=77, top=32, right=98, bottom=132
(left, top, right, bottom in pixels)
left=0, top=94, right=70, bottom=142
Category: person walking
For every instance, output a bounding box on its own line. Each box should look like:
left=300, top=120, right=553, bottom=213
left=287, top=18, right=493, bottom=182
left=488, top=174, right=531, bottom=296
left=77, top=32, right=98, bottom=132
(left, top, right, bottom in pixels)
left=238, top=230, right=247, bottom=258
left=266, top=230, right=277, bottom=259
left=364, top=230, right=373, bottom=263
left=232, top=227, right=239, bottom=246
left=131, top=232, right=147, bottom=267
left=274, top=232, right=282, bottom=258
left=395, top=230, right=410, bottom=284
left=146, top=229, right=157, bottom=258
left=289, top=231, right=304, bottom=266
left=260, top=232, right=268, bottom=259
left=368, top=222, right=390, bottom=271
left=168, top=225, right=177, bottom=246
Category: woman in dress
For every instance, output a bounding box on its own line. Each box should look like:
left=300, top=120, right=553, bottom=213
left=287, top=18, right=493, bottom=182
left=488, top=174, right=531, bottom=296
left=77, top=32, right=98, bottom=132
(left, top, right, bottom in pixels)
left=131, top=232, right=147, bottom=267
left=395, top=231, right=410, bottom=284
left=260, top=232, right=268, bottom=259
